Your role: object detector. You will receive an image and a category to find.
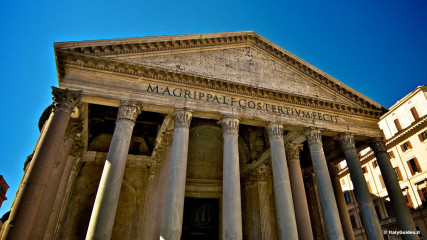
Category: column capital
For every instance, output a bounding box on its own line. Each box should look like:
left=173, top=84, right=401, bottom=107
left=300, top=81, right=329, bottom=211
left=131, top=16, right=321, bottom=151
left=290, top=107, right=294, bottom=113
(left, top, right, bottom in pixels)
left=339, top=132, right=356, bottom=151
left=174, top=109, right=193, bottom=128
left=117, top=100, right=142, bottom=122
left=243, top=167, right=271, bottom=185
left=64, top=118, right=83, bottom=141
left=305, top=127, right=323, bottom=145
left=285, top=143, right=303, bottom=161
left=267, top=123, right=283, bottom=139
left=370, top=138, right=387, bottom=154
left=221, top=116, right=239, bottom=135
left=51, top=87, right=82, bottom=114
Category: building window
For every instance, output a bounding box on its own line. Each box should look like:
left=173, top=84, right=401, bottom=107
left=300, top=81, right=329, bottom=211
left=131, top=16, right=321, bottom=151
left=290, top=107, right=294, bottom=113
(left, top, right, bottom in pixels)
left=394, top=167, right=403, bottom=181
left=362, top=166, right=368, bottom=173
left=404, top=194, right=414, bottom=209
left=388, top=151, right=395, bottom=158
left=417, top=187, right=427, bottom=205
left=407, top=158, right=422, bottom=175
left=394, top=119, right=402, bottom=131
left=410, top=107, right=420, bottom=120
left=344, top=191, right=351, bottom=204
left=379, top=175, right=386, bottom=188
left=400, top=141, right=412, bottom=152
left=350, top=215, right=358, bottom=229
left=372, top=160, right=378, bottom=168
left=418, top=130, right=427, bottom=142
left=385, top=200, right=394, bottom=216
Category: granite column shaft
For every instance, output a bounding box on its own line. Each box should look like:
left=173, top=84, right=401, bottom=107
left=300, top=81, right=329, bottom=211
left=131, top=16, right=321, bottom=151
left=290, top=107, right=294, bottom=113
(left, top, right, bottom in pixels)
left=306, top=128, right=344, bottom=240
left=222, top=117, right=243, bottom=240
left=285, top=143, right=313, bottom=240
left=1, top=87, right=81, bottom=240
left=340, top=133, right=383, bottom=240
left=85, top=100, right=142, bottom=240
left=160, top=110, right=192, bottom=240
left=267, top=124, right=298, bottom=240
left=370, top=138, right=419, bottom=240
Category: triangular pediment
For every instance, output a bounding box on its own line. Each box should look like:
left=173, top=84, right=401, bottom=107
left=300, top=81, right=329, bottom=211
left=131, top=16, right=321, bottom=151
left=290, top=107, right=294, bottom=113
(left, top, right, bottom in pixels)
left=120, top=47, right=353, bottom=105
left=54, top=31, right=384, bottom=113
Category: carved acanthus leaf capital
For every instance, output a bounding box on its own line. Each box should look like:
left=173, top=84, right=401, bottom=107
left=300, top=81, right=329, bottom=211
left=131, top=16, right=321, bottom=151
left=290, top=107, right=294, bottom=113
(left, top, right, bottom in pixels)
left=117, top=100, right=142, bottom=122
left=52, top=87, right=82, bottom=114
left=174, top=110, right=192, bottom=128
left=221, top=117, right=239, bottom=135
left=267, top=123, right=283, bottom=139
left=339, top=133, right=355, bottom=151
left=243, top=167, right=271, bottom=185
left=305, top=127, right=323, bottom=145
left=370, top=139, right=387, bottom=154
left=285, top=143, right=303, bottom=161
left=64, top=118, right=83, bottom=140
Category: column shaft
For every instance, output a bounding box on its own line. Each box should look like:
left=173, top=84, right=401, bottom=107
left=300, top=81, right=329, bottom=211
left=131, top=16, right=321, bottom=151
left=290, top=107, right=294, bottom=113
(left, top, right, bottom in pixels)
left=340, top=134, right=383, bottom=240
left=306, top=128, right=344, bottom=240
left=86, top=101, right=141, bottom=240
left=222, top=117, right=243, bottom=240
left=330, top=166, right=355, bottom=240
left=267, top=124, right=298, bottom=240
left=1, top=87, right=81, bottom=240
left=371, top=139, right=419, bottom=240
left=142, top=139, right=172, bottom=239
left=160, top=110, right=192, bottom=240
left=286, top=143, right=314, bottom=240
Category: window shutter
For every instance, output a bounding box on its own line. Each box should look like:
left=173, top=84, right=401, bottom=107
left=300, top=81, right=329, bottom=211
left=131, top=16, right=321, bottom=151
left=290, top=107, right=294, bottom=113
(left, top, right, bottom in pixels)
left=408, top=141, right=412, bottom=149
left=420, top=134, right=424, bottom=142
left=411, top=107, right=420, bottom=120
left=418, top=189, right=425, bottom=201
left=408, top=161, right=415, bottom=175
left=396, top=167, right=403, bottom=181
left=415, top=158, right=422, bottom=172
left=401, top=144, right=405, bottom=152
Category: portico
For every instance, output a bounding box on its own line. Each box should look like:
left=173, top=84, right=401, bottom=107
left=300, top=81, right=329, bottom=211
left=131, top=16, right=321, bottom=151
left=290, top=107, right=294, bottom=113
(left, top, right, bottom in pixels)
left=0, top=31, right=418, bottom=240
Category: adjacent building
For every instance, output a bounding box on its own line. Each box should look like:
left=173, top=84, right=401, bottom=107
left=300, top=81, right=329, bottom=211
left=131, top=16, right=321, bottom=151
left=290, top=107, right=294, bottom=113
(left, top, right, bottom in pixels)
left=339, top=85, right=427, bottom=239
left=0, top=176, right=8, bottom=209
left=0, top=32, right=420, bottom=240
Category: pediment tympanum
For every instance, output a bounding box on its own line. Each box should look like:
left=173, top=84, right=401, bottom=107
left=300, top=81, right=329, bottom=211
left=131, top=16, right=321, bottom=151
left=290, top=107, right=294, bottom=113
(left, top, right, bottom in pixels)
left=121, top=47, right=351, bottom=106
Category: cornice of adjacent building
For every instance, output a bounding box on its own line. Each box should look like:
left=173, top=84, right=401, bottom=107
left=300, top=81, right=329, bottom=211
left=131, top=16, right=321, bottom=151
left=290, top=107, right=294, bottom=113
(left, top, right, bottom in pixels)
left=380, top=85, right=427, bottom=120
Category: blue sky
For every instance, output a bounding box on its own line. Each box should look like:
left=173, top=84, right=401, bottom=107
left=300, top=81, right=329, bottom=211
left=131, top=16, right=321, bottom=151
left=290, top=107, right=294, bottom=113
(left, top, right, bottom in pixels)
left=0, top=0, right=426, bottom=216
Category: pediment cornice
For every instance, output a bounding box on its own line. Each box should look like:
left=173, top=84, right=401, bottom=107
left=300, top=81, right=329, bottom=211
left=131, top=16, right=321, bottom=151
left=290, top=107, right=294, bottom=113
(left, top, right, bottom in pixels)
left=56, top=49, right=382, bottom=119
left=54, top=31, right=384, bottom=112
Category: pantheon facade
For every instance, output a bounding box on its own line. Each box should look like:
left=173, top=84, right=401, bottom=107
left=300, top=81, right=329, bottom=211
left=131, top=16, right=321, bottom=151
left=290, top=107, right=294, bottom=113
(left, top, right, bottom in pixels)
left=0, top=32, right=419, bottom=240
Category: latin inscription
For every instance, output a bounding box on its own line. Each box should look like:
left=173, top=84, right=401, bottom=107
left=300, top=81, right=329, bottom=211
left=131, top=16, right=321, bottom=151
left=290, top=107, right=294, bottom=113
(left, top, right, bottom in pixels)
left=147, top=84, right=339, bottom=123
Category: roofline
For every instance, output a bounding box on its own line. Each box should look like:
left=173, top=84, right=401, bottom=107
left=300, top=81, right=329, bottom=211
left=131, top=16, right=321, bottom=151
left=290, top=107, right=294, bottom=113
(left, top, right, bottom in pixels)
left=54, top=31, right=384, bottom=110
left=380, top=85, right=426, bottom=120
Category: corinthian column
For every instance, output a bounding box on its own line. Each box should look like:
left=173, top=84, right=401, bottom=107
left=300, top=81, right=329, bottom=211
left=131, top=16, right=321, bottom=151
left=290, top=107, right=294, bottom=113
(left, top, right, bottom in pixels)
left=86, top=100, right=142, bottom=240
left=267, top=123, right=298, bottom=240
left=1, top=87, right=81, bottom=240
left=329, top=165, right=355, bottom=240
left=306, top=128, right=344, bottom=240
left=339, top=133, right=383, bottom=240
left=160, top=109, right=192, bottom=240
left=370, top=138, right=419, bottom=240
left=285, top=143, right=313, bottom=240
left=221, top=116, right=243, bottom=240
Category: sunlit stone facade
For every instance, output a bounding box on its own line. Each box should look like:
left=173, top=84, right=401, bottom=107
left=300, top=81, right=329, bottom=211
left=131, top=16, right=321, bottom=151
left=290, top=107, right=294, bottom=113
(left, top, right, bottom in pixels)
left=0, top=32, right=420, bottom=240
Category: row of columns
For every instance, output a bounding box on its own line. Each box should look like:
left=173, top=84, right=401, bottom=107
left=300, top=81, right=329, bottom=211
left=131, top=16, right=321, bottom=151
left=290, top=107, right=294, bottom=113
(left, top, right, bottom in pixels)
left=0, top=87, right=419, bottom=240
